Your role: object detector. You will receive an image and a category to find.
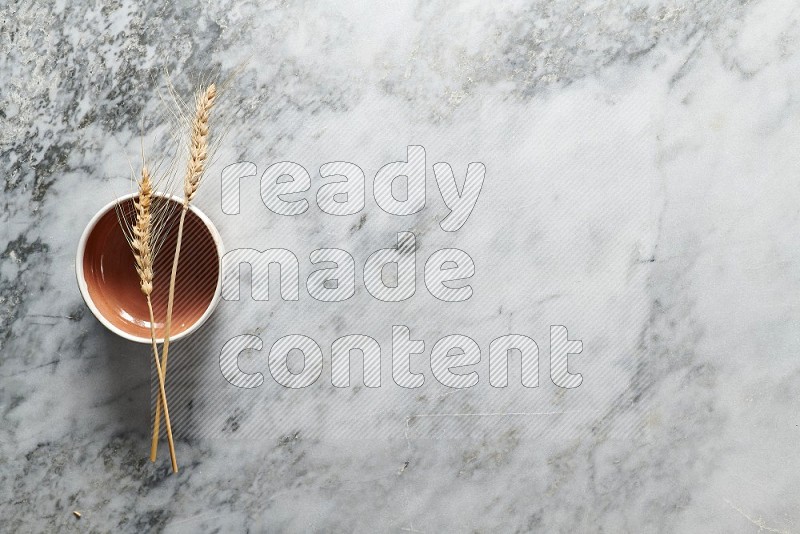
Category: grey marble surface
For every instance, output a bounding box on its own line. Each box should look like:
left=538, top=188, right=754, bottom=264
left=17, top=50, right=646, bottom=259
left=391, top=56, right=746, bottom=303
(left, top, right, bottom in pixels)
left=3, top=0, right=800, bottom=532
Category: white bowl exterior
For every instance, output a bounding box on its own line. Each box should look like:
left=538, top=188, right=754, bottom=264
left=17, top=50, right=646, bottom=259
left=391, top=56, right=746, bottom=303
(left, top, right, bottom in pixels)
left=75, top=193, right=224, bottom=344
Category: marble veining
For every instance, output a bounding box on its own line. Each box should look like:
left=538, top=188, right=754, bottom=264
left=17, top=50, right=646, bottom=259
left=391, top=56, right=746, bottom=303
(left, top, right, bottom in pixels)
left=2, top=0, right=800, bottom=532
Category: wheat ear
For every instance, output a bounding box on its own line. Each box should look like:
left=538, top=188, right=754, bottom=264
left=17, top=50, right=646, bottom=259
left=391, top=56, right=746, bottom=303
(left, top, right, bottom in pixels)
left=130, top=166, right=179, bottom=473
left=151, top=84, right=217, bottom=462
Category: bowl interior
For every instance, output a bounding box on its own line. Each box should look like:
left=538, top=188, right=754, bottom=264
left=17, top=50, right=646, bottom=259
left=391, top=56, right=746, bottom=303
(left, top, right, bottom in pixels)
left=82, top=198, right=220, bottom=340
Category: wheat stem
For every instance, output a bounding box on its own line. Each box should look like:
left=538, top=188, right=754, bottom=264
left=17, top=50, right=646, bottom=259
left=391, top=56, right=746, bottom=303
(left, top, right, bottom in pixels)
left=147, top=296, right=178, bottom=473
left=129, top=166, right=178, bottom=472
left=150, top=206, right=186, bottom=462
left=151, top=83, right=217, bottom=460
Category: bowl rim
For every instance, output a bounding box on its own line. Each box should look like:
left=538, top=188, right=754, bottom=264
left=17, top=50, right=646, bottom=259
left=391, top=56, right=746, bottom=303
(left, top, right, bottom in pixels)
left=75, top=192, right=224, bottom=344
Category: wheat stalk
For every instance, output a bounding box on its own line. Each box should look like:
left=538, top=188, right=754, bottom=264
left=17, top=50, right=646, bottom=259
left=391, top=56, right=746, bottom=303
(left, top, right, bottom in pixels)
left=120, top=166, right=179, bottom=473
left=150, top=83, right=217, bottom=462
